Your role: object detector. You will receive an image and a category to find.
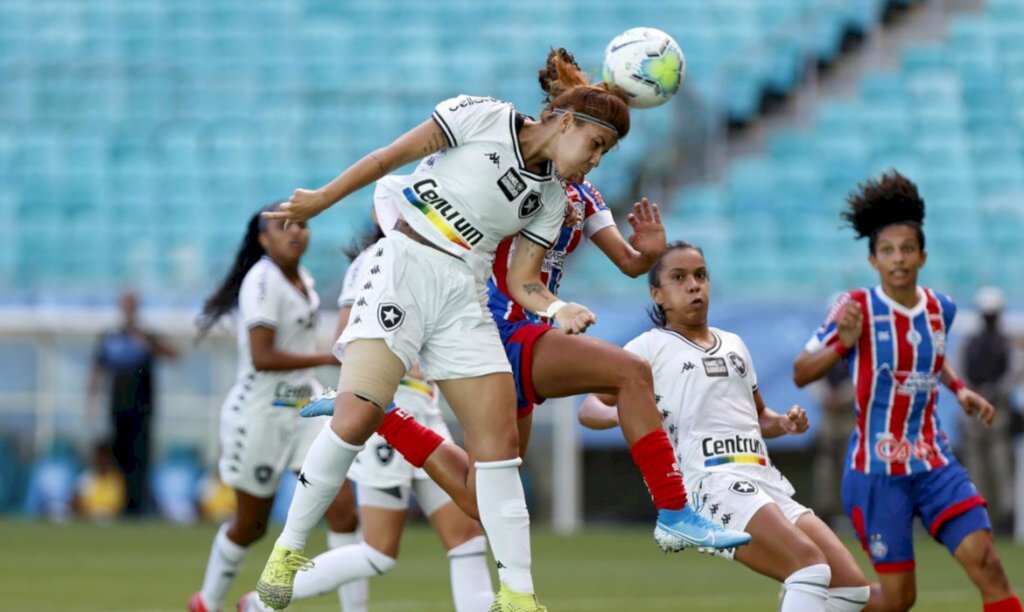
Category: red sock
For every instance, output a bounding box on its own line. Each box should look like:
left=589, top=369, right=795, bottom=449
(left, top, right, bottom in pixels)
left=376, top=408, right=444, bottom=468
left=985, top=596, right=1023, bottom=612
left=629, top=429, right=687, bottom=511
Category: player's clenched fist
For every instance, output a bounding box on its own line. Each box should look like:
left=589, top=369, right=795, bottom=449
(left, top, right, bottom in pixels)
left=781, top=405, right=809, bottom=434
left=554, top=302, right=597, bottom=335
left=837, top=301, right=863, bottom=349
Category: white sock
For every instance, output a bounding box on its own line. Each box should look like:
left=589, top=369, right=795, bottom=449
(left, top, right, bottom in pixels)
left=199, top=523, right=248, bottom=610
left=277, top=426, right=363, bottom=550
left=328, top=531, right=369, bottom=612
left=475, top=458, right=533, bottom=594
left=826, top=586, right=870, bottom=611
left=781, top=563, right=831, bottom=612
left=292, top=542, right=396, bottom=600
left=448, top=535, right=494, bottom=612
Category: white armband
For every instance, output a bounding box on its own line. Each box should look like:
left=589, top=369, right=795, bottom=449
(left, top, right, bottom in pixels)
left=538, top=300, right=567, bottom=319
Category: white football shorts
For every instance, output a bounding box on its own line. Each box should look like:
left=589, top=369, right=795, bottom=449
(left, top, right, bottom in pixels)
left=690, top=468, right=812, bottom=560
left=334, top=232, right=511, bottom=381
left=218, top=404, right=328, bottom=498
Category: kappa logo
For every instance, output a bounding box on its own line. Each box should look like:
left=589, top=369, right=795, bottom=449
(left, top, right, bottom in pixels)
left=681, top=361, right=695, bottom=372
left=727, top=352, right=747, bottom=377
left=497, top=168, right=527, bottom=201
left=702, top=356, right=728, bottom=377
left=730, top=480, right=758, bottom=495
left=485, top=152, right=500, bottom=166
left=378, top=303, right=405, bottom=331
left=518, top=192, right=541, bottom=218
left=370, top=265, right=380, bottom=275
left=376, top=442, right=396, bottom=465
left=297, top=472, right=310, bottom=488
left=356, top=297, right=367, bottom=307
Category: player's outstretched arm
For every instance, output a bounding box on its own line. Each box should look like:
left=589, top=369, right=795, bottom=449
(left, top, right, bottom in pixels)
left=265, top=119, right=451, bottom=224
left=507, top=237, right=596, bottom=334
left=249, top=326, right=339, bottom=372
left=579, top=393, right=620, bottom=430
left=591, top=198, right=666, bottom=278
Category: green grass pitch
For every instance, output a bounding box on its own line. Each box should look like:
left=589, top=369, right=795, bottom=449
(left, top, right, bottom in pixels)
left=1, top=520, right=1020, bottom=611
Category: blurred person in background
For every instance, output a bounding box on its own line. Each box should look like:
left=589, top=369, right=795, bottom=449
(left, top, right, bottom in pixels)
left=74, top=441, right=126, bottom=522
left=188, top=203, right=353, bottom=612
left=960, top=286, right=1018, bottom=535
left=87, top=290, right=178, bottom=517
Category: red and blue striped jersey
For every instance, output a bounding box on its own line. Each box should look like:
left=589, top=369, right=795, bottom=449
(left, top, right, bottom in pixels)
left=806, top=286, right=958, bottom=476
left=487, top=181, right=614, bottom=324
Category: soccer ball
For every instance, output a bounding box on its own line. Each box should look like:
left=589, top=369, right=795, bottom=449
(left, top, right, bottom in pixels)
left=602, top=27, right=685, bottom=109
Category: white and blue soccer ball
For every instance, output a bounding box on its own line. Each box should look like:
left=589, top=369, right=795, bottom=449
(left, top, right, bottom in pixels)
left=602, top=27, right=685, bottom=109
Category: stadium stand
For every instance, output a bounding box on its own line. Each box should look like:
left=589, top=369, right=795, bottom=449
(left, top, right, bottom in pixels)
left=0, top=0, right=887, bottom=304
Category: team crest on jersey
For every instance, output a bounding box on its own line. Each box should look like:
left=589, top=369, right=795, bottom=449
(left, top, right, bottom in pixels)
left=376, top=442, right=396, bottom=465
left=254, top=465, right=273, bottom=484
left=378, top=303, right=405, bottom=331
left=497, top=168, right=527, bottom=201
left=932, top=331, right=946, bottom=355
left=702, top=356, right=728, bottom=377
left=518, top=192, right=542, bottom=218
left=727, top=352, right=747, bottom=377
left=730, top=480, right=758, bottom=495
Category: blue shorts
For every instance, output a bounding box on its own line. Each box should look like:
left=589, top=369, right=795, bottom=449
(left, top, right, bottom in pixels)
left=842, top=460, right=990, bottom=573
left=493, top=318, right=554, bottom=418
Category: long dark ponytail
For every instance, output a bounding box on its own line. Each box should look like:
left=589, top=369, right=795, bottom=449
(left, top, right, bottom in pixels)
left=195, top=202, right=281, bottom=340
left=646, top=240, right=704, bottom=327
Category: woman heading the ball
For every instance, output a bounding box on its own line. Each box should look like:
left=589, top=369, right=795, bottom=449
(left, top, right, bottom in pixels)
left=306, top=49, right=752, bottom=556
left=792, top=171, right=1020, bottom=612
left=579, top=242, right=872, bottom=612
left=256, top=47, right=646, bottom=612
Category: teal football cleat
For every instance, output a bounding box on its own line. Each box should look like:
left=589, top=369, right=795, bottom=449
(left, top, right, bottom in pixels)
left=299, top=388, right=337, bottom=418
left=654, top=505, right=752, bottom=553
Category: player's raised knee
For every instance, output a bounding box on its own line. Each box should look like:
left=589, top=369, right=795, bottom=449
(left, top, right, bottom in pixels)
left=616, top=350, right=653, bottom=388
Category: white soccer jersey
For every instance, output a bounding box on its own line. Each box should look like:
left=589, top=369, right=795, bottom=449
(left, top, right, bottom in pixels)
left=624, top=327, right=773, bottom=484
left=337, top=248, right=370, bottom=310
left=374, top=94, right=568, bottom=281
left=223, top=256, right=323, bottom=415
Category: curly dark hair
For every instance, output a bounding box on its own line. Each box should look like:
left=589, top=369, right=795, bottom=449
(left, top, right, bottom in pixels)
left=842, top=170, right=926, bottom=253
left=646, top=240, right=705, bottom=327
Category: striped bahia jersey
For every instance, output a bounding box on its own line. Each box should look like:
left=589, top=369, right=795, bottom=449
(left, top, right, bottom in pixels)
left=806, top=286, right=957, bottom=476
left=487, top=181, right=614, bottom=324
